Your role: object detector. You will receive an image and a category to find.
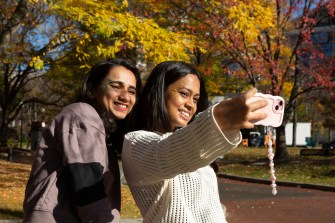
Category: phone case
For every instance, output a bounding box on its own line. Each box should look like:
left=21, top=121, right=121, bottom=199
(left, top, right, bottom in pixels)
left=246, top=93, right=285, bottom=127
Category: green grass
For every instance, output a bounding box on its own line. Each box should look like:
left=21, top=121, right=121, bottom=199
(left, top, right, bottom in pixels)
left=219, top=146, right=335, bottom=186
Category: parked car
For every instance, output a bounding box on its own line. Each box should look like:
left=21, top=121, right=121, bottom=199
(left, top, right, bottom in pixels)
left=322, top=140, right=335, bottom=150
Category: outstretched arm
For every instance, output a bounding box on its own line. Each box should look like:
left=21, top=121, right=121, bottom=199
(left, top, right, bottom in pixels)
left=213, top=88, right=267, bottom=131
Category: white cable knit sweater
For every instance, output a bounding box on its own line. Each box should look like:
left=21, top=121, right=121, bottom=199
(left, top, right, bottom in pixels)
left=122, top=105, right=242, bottom=223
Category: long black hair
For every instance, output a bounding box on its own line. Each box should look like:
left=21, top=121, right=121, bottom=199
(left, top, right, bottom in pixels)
left=78, top=59, right=142, bottom=152
left=134, top=61, right=208, bottom=133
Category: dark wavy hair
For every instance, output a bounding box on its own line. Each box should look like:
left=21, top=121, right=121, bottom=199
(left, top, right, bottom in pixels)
left=134, top=61, right=208, bottom=133
left=78, top=59, right=142, bottom=152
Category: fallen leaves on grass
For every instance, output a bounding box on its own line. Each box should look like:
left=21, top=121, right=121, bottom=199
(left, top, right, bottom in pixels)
left=121, top=187, right=141, bottom=218
left=0, top=160, right=30, bottom=219
left=0, top=159, right=141, bottom=219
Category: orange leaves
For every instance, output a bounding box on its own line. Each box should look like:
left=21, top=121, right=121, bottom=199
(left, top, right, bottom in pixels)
left=0, top=160, right=31, bottom=218
left=327, top=0, right=335, bottom=16
left=121, top=187, right=141, bottom=218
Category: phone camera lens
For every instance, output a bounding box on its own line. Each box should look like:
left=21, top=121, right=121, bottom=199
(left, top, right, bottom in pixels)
left=275, top=105, right=279, bottom=110
left=279, top=101, right=283, bottom=106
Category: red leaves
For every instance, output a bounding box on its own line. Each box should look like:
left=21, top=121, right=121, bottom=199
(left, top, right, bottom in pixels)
left=327, top=0, right=335, bottom=16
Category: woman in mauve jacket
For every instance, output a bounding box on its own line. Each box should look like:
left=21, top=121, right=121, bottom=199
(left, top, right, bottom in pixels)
left=23, top=59, right=141, bottom=223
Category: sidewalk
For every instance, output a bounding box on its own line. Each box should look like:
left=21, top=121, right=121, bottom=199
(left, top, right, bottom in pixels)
left=1, top=156, right=333, bottom=223
left=1, top=171, right=334, bottom=223
left=218, top=177, right=335, bottom=223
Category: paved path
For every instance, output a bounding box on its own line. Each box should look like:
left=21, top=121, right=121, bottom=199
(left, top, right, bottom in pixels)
left=218, top=177, right=334, bottom=223
left=1, top=158, right=332, bottom=223
left=0, top=176, right=333, bottom=223
left=119, top=160, right=335, bottom=223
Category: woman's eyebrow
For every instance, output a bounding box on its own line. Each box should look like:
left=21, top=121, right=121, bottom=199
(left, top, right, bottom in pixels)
left=107, top=80, right=137, bottom=90
left=180, top=87, right=200, bottom=96
left=106, top=79, right=121, bottom=84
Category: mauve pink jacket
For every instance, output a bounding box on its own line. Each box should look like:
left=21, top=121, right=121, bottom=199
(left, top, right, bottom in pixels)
left=23, top=103, right=121, bottom=223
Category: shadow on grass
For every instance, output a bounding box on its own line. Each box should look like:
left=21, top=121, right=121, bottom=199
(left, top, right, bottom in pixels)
left=0, top=208, right=23, bottom=220
left=321, top=169, right=335, bottom=177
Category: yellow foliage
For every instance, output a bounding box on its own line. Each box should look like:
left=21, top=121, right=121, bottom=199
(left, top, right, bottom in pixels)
left=282, top=82, right=293, bottom=98
left=50, top=0, right=197, bottom=65
left=28, top=56, right=44, bottom=70
left=226, top=0, right=275, bottom=44
left=121, top=0, right=129, bottom=9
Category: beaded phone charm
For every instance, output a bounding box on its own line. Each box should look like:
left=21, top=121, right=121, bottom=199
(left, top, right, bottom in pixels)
left=267, top=129, right=277, bottom=195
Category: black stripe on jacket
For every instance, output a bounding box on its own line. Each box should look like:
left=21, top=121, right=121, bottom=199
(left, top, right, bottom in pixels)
left=67, top=162, right=106, bottom=207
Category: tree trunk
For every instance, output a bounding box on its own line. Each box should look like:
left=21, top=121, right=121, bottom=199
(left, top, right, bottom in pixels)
left=292, top=103, right=297, bottom=146
left=0, top=106, right=10, bottom=147
left=0, top=123, right=9, bottom=147
left=329, top=127, right=332, bottom=141
left=275, top=125, right=289, bottom=161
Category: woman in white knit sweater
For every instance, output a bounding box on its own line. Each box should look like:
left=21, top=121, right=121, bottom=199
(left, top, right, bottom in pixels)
left=122, top=61, right=267, bottom=223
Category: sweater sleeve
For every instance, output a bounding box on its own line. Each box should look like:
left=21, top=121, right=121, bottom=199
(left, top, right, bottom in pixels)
left=57, top=104, right=118, bottom=223
left=122, top=105, right=242, bottom=185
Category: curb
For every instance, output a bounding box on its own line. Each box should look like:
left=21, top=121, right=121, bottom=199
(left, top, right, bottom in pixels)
left=218, top=173, right=335, bottom=192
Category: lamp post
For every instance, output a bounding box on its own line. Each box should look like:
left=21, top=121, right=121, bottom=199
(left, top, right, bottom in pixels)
left=20, top=105, right=23, bottom=149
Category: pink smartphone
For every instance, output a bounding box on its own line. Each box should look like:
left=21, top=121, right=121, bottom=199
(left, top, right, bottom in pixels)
left=246, top=93, right=285, bottom=127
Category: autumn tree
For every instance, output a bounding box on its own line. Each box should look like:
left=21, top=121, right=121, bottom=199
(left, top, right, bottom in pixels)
left=0, top=0, right=63, bottom=147
left=131, top=0, right=335, bottom=160
left=318, top=90, right=335, bottom=140
left=0, top=0, right=198, bottom=147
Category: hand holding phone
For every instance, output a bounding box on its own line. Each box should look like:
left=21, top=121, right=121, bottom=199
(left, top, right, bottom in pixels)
left=246, top=93, right=285, bottom=127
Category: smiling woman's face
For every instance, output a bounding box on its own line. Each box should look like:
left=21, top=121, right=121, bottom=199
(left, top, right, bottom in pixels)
left=94, top=65, right=137, bottom=120
left=164, top=74, right=200, bottom=130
